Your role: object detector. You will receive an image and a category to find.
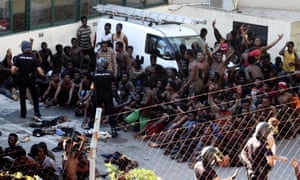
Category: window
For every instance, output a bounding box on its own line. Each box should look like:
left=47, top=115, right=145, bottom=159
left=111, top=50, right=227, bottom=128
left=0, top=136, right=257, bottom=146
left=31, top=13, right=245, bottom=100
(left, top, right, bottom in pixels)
left=145, top=34, right=173, bottom=60
left=146, top=34, right=201, bottom=60
left=0, top=1, right=168, bottom=36
left=0, top=1, right=9, bottom=33
left=167, top=35, right=201, bottom=52
left=31, top=0, right=52, bottom=27
left=233, top=21, right=268, bottom=45
left=80, top=0, right=100, bottom=17
left=54, top=0, right=76, bottom=23
left=13, top=0, right=25, bottom=32
left=99, top=0, right=123, bottom=6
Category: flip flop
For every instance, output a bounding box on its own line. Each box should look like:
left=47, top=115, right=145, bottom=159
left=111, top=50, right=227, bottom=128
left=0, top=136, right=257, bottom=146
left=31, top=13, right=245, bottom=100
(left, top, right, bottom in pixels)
left=20, top=135, right=30, bottom=143
left=33, top=116, right=42, bottom=122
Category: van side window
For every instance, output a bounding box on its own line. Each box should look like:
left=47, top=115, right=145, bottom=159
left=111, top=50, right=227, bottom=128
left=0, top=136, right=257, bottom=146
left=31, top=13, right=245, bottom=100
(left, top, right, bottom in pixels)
left=145, top=35, right=158, bottom=54
left=145, top=34, right=173, bottom=60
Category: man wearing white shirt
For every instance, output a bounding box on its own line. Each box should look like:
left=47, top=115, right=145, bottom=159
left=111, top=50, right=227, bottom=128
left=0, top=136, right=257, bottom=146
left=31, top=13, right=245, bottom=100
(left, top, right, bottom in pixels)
left=101, top=23, right=113, bottom=47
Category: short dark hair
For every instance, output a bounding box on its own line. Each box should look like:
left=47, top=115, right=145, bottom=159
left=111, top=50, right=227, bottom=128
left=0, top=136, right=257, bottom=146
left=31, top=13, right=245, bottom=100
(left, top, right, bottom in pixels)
left=116, top=41, right=124, bottom=48
left=287, top=41, right=294, bottom=47
left=41, top=41, right=47, bottom=47
left=104, top=23, right=111, bottom=28
left=9, top=133, right=18, bottom=140
left=179, top=43, right=187, bottom=50
left=38, top=142, right=48, bottom=153
left=80, top=16, right=87, bottom=22
left=116, top=23, right=123, bottom=28
left=56, top=44, right=63, bottom=51
left=71, top=37, right=77, bottom=43
left=127, top=45, right=133, bottom=51
left=186, top=49, right=195, bottom=57
left=200, top=28, right=207, bottom=35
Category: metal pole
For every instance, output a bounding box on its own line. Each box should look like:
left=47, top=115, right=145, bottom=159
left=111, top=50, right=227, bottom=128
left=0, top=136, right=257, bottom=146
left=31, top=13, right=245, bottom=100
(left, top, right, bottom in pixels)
left=89, top=107, right=102, bottom=180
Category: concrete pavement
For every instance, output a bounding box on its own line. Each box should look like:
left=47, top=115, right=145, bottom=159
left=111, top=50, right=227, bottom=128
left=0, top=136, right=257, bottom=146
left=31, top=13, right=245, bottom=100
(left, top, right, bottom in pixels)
left=0, top=94, right=299, bottom=180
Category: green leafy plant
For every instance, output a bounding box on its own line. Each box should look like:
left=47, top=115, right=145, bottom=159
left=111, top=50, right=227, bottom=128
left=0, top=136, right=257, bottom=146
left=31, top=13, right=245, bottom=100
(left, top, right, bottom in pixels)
left=125, top=168, right=158, bottom=180
left=105, top=163, right=123, bottom=179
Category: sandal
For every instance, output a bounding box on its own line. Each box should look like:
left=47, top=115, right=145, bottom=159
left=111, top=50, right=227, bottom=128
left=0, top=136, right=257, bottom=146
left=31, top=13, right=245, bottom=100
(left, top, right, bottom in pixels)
left=20, top=135, right=30, bottom=143
left=81, top=120, right=89, bottom=129
left=148, top=141, right=160, bottom=148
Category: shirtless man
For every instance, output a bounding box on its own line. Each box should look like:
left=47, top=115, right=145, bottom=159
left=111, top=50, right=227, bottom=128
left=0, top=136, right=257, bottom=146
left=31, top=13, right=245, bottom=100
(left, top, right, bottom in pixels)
left=180, top=49, right=203, bottom=96
left=275, top=81, right=293, bottom=105
left=196, top=49, right=210, bottom=83
left=70, top=38, right=84, bottom=69
left=145, top=54, right=164, bottom=88
left=116, top=41, right=131, bottom=79
left=207, top=42, right=234, bottom=80
left=62, top=134, right=86, bottom=180
left=53, top=73, right=75, bottom=106
left=245, top=56, right=264, bottom=82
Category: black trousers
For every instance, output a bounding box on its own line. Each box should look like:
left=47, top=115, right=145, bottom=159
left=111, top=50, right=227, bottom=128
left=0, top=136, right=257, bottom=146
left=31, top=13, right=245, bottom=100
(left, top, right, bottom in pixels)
left=91, top=94, right=116, bottom=129
left=82, top=48, right=96, bottom=71
left=18, top=77, right=40, bottom=117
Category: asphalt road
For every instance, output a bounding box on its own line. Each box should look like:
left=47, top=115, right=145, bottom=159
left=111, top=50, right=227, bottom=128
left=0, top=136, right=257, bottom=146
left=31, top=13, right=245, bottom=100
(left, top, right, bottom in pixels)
left=0, top=94, right=299, bottom=180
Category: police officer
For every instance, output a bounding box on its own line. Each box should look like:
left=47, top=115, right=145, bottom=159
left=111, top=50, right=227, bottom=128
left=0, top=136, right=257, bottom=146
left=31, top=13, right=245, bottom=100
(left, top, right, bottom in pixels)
left=240, top=122, right=276, bottom=180
left=11, top=40, right=45, bottom=119
left=194, top=146, right=238, bottom=180
left=90, top=57, right=117, bottom=137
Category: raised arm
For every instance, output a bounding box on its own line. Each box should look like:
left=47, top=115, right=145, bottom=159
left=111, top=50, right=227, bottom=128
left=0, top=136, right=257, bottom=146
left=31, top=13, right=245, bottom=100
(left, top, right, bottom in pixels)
left=212, top=20, right=223, bottom=43
left=261, top=34, right=283, bottom=52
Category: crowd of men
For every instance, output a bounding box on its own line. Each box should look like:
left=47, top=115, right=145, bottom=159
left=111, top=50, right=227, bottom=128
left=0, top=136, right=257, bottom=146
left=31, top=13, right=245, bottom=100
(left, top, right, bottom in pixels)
left=0, top=15, right=300, bottom=179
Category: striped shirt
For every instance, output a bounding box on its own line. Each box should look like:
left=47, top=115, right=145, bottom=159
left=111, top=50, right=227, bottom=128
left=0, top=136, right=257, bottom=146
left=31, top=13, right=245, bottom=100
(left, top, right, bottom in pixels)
left=97, top=48, right=118, bottom=77
left=77, top=25, right=92, bottom=50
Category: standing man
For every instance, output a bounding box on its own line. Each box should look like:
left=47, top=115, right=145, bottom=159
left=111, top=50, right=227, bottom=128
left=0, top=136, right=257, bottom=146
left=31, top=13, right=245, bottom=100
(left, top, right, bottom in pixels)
left=77, top=16, right=96, bottom=71
left=112, top=23, right=128, bottom=50
left=279, top=41, right=298, bottom=74
left=100, top=23, right=113, bottom=47
left=194, top=146, right=238, bottom=180
left=90, top=58, right=117, bottom=137
left=11, top=40, right=45, bottom=119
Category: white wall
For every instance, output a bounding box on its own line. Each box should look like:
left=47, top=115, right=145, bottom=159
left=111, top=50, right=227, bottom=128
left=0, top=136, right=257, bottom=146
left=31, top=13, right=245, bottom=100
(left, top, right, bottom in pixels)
left=0, top=18, right=99, bottom=60
left=0, top=4, right=296, bottom=61
left=238, top=0, right=300, bottom=10
left=169, top=0, right=300, bottom=10
left=150, top=5, right=292, bottom=60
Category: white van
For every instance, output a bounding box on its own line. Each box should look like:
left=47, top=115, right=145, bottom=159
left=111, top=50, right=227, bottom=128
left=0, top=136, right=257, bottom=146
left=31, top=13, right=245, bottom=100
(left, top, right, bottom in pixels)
left=94, top=4, right=206, bottom=69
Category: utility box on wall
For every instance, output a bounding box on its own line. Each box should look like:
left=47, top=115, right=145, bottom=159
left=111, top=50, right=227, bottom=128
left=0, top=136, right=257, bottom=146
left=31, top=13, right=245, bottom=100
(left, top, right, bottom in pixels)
left=210, top=0, right=237, bottom=11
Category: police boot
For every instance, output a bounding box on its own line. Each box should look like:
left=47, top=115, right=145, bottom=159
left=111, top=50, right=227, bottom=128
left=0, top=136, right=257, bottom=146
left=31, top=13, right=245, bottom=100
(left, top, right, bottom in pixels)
left=111, top=128, right=118, bottom=138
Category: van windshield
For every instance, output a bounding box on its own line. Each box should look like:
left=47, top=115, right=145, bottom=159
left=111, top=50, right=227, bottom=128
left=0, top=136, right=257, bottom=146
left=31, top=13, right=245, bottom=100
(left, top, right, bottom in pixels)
left=167, top=35, right=201, bottom=52
left=145, top=34, right=200, bottom=60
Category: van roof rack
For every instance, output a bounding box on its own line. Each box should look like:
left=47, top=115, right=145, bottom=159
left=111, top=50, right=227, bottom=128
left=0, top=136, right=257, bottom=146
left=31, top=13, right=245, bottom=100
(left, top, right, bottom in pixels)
left=93, top=4, right=207, bottom=25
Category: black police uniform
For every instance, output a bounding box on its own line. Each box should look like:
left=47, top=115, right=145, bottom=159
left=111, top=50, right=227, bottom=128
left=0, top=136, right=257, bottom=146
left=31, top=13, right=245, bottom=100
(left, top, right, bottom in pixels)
left=13, top=52, right=41, bottom=118
left=92, top=69, right=117, bottom=136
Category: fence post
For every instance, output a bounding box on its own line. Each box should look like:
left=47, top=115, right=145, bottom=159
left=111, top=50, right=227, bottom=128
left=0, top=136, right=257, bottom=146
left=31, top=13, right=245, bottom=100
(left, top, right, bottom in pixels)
left=89, top=107, right=102, bottom=180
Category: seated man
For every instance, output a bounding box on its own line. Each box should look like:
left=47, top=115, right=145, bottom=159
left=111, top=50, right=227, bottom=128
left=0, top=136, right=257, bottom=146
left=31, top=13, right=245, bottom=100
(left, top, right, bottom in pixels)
left=53, top=73, right=76, bottom=106
left=4, top=133, right=24, bottom=159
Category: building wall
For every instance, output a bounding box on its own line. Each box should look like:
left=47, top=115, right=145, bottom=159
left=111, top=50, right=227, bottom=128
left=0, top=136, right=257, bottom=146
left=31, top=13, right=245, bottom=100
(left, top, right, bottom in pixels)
left=169, top=0, right=300, bottom=10
left=238, top=0, right=300, bottom=10
left=0, top=4, right=297, bottom=61
left=150, top=5, right=293, bottom=60
left=0, top=18, right=99, bottom=60
left=291, top=21, right=300, bottom=48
